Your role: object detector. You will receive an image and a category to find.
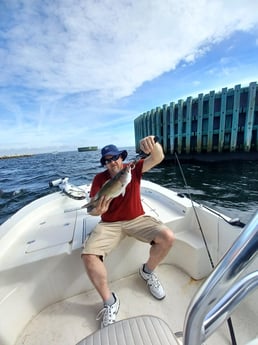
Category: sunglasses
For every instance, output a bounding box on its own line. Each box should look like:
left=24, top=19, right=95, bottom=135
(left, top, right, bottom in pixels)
left=104, top=154, right=121, bottom=165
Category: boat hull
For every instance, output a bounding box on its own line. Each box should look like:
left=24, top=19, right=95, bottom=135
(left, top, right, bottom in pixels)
left=0, top=180, right=257, bottom=345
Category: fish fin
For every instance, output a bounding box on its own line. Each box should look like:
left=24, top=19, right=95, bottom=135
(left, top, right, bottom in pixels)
left=121, top=187, right=126, bottom=197
left=102, top=179, right=110, bottom=187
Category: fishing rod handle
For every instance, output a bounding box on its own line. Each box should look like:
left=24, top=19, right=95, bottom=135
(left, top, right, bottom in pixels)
left=153, top=135, right=159, bottom=143
left=138, top=135, right=159, bottom=158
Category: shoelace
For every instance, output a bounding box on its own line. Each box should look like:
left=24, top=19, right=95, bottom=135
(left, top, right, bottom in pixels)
left=96, top=306, right=107, bottom=320
left=96, top=305, right=114, bottom=325
left=146, top=273, right=161, bottom=288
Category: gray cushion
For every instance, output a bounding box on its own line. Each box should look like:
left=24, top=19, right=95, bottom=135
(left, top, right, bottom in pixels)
left=76, top=315, right=179, bottom=345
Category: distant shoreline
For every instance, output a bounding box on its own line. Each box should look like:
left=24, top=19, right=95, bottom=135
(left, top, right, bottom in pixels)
left=0, top=154, right=34, bottom=160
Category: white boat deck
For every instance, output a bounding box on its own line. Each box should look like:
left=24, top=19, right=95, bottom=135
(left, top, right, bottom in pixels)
left=15, top=264, right=258, bottom=345
left=1, top=180, right=257, bottom=345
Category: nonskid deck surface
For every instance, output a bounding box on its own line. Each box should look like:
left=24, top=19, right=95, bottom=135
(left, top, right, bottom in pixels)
left=15, top=264, right=257, bottom=345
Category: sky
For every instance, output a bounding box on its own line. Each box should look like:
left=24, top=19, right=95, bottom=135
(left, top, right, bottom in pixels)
left=0, top=0, right=258, bottom=155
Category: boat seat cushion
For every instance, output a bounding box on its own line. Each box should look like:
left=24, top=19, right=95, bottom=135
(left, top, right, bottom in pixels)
left=76, top=315, right=179, bottom=345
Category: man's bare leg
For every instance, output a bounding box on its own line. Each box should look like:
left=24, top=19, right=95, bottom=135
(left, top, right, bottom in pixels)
left=82, top=254, right=111, bottom=301
left=146, top=228, right=175, bottom=271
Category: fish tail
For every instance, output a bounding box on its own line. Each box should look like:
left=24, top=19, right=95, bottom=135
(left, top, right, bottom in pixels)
left=86, top=204, right=95, bottom=213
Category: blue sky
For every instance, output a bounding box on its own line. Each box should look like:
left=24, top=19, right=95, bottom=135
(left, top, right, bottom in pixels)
left=0, top=0, right=258, bottom=155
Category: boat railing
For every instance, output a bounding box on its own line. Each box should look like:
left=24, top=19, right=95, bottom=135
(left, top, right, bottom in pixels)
left=183, top=211, right=258, bottom=345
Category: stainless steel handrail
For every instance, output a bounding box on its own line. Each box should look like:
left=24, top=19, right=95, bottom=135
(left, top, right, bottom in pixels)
left=183, top=211, right=258, bottom=345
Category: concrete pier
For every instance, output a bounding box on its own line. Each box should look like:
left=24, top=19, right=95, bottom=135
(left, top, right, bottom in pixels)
left=134, top=82, right=258, bottom=160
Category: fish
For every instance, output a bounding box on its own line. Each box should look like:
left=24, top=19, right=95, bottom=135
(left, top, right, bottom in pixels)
left=84, top=165, right=132, bottom=212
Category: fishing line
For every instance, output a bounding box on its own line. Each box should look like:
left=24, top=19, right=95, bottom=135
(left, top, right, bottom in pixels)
left=174, top=152, right=215, bottom=268
left=174, top=152, right=237, bottom=345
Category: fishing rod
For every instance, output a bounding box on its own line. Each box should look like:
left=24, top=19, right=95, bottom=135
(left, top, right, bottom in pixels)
left=174, top=151, right=237, bottom=345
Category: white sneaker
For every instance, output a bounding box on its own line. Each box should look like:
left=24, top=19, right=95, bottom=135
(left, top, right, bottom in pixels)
left=139, top=264, right=166, bottom=300
left=96, top=293, right=120, bottom=328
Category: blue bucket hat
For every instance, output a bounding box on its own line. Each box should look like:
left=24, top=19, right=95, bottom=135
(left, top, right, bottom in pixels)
left=100, top=144, right=128, bottom=166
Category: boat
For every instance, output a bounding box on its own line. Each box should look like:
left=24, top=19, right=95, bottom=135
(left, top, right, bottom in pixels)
left=78, top=146, right=98, bottom=152
left=0, top=176, right=257, bottom=345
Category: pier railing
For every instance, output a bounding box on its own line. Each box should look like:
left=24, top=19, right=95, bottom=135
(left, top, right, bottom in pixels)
left=134, top=82, right=258, bottom=158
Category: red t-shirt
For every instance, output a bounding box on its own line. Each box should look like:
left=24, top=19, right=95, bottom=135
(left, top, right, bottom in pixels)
left=89, top=160, right=145, bottom=222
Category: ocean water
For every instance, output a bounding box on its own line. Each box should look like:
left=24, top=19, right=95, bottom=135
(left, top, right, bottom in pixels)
left=0, top=149, right=257, bottom=225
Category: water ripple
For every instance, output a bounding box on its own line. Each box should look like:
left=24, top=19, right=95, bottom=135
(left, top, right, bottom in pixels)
left=0, top=150, right=257, bottom=225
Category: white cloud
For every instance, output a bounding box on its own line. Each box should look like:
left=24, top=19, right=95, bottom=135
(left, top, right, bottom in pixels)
left=0, top=0, right=258, bottom=153
left=1, top=0, right=258, bottom=99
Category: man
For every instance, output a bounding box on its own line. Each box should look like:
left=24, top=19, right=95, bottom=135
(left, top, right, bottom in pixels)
left=81, top=135, right=175, bottom=328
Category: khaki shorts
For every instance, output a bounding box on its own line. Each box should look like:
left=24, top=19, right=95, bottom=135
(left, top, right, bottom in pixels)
left=82, top=215, right=167, bottom=258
